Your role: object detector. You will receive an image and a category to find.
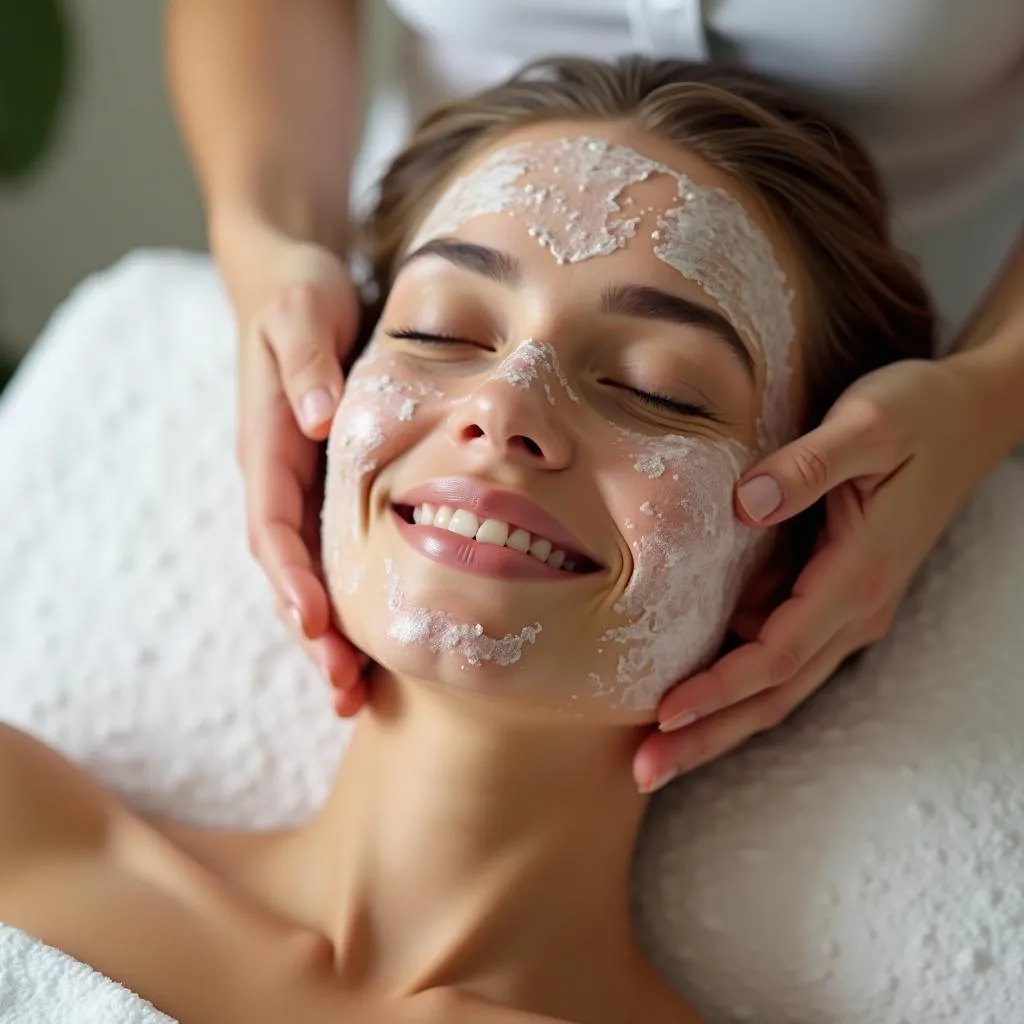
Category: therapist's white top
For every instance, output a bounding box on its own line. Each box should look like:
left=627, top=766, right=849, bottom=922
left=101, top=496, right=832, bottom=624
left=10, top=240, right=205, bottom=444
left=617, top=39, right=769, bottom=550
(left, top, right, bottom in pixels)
left=356, top=0, right=1024, bottom=348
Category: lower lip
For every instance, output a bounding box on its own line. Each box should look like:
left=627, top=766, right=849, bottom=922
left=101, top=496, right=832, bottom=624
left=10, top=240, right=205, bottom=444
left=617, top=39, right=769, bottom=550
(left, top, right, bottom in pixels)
left=391, top=508, right=579, bottom=581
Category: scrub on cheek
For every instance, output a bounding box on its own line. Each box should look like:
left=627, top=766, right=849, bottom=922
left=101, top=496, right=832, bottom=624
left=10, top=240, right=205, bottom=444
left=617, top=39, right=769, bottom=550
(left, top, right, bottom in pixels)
left=410, top=136, right=796, bottom=709
left=325, top=351, right=548, bottom=673
left=322, top=352, right=444, bottom=596
left=597, top=428, right=759, bottom=711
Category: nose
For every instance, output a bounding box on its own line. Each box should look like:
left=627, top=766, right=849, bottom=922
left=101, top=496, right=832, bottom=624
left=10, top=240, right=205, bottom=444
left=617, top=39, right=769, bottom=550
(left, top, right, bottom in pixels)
left=446, top=376, right=573, bottom=469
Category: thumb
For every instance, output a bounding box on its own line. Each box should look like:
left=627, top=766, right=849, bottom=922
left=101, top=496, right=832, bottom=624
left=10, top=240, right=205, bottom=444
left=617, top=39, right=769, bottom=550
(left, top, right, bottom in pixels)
left=736, top=402, right=895, bottom=526
left=263, top=282, right=355, bottom=440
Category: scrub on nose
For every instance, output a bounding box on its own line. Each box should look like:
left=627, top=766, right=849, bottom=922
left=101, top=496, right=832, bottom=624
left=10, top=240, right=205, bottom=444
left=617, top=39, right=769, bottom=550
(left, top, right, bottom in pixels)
left=491, top=338, right=580, bottom=403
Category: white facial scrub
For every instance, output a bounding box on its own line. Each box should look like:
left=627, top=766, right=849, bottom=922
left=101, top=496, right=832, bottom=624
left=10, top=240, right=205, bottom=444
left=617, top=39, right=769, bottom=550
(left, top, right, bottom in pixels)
left=327, top=134, right=797, bottom=710
left=407, top=136, right=797, bottom=708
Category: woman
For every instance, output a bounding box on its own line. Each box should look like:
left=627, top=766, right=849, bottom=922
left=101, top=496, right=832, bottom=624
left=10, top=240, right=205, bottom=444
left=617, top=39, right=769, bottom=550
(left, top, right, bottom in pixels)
left=1, top=59, right=933, bottom=1023
left=166, top=1, right=1024, bottom=793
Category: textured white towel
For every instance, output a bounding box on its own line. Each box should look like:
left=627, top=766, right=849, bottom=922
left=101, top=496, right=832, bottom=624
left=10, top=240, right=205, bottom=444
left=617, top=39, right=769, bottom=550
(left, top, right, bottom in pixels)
left=0, top=250, right=1022, bottom=1023
left=0, top=924, right=174, bottom=1023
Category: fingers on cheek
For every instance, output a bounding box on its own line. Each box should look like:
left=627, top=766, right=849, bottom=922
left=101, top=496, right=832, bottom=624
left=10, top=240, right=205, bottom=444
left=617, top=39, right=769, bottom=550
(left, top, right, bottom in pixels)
left=756, top=631, right=855, bottom=733
left=637, top=714, right=740, bottom=791
left=644, top=657, right=821, bottom=790
left=334, top=682, right=367, bottom=718
left=293, top=629, right=348, bottom=688
left=658, top=642, right=774, bottom=728
left=281, top=569, right=332, bottom=637
left=657, top=688, right=784, bottom=785
left=257, top=522, right=318, bottom=604
left=863, top=603, right=897, bottom=645
left=276, top=595, right=309, bottom=642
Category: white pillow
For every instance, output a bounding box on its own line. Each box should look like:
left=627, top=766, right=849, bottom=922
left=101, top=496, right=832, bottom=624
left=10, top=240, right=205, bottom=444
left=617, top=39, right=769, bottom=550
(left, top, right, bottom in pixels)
left=1, top=251, right=1022, bottom=1023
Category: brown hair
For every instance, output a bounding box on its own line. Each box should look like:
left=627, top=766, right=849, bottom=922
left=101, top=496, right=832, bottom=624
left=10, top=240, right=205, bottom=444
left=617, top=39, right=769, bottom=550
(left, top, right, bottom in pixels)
left=354, top=55, right=934, bottom=431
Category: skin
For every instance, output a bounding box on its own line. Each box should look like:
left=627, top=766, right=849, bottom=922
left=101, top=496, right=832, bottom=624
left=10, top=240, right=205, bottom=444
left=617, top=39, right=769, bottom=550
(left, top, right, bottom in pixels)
left=0, top=122, right=809, bottom=1024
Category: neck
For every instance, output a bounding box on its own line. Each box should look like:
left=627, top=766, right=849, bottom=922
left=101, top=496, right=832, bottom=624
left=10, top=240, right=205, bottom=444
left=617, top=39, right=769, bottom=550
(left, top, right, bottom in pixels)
left=289, top=668, right=652, bottom=1015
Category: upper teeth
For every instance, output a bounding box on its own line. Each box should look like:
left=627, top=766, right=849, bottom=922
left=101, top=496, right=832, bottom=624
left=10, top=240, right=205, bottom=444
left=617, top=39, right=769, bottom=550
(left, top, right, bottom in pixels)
left=411, top=503, right=575, bottom=571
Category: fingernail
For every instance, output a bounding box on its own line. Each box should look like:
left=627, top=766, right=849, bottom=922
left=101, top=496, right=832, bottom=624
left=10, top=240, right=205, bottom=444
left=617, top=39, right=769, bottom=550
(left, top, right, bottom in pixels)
left=299, top=387, right=336, bottom=430
left=737, top=475, right=783, bottom=521
left=280, top=573, right=303, bottom=608
left=659, top=709, right=698, bottom=733
left=639, top=767, right=678, bottom=795
left=288, top=604, right=305, bottom=636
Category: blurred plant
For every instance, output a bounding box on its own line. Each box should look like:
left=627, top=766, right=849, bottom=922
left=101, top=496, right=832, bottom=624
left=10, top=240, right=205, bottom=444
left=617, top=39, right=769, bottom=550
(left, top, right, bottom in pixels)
left=0, top=0, right=71, bottom=391
left=0, top=0, right=70, bottom=179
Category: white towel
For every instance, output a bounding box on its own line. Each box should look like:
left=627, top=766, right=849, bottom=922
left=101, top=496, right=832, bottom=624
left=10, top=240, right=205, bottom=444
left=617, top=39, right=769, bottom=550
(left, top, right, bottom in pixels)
left=0, top=923, right=174, bottom=1023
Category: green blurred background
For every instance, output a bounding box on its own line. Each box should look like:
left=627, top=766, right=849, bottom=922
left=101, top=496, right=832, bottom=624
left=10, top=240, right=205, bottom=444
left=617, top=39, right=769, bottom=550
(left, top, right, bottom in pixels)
left=0, top=0, right=72, bottom=392
left=0, top=0, right=207, bottom=398
left=0, top=0, right=397, bottom=399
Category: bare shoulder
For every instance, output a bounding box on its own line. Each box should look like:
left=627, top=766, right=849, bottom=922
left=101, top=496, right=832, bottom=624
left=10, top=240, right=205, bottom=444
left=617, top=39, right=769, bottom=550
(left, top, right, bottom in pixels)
left=0, top=723, right=115, bottom=881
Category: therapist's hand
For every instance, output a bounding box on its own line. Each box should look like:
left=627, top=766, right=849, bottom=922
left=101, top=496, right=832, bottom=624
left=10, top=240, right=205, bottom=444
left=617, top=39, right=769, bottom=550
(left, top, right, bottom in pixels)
left=221, top=216, right=368, bottom=716
left=634, top=354, right=1006, bottom=793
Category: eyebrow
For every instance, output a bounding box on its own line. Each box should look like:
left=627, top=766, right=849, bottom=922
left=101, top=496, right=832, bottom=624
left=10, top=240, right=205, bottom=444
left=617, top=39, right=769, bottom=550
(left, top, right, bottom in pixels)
left=404, top=237, right=522, bottom=287
left=402, top=238, right=755, bottom=382
left=599, top=283, right=755, bottom=382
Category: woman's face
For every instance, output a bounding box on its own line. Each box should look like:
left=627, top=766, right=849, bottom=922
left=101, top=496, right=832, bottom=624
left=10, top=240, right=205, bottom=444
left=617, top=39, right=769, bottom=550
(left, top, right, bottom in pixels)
left=323, top=120, right=807, bottom=724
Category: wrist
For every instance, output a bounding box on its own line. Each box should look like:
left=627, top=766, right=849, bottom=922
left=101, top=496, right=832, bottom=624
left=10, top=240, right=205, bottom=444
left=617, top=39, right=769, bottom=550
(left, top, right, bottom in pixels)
left=944, top=323, right=1024, bottom=461
left=209, top=183, right=349, bottom=264
left=208, top=206, right=285, bottom=322
left=209, top=204, right=348, bottom=325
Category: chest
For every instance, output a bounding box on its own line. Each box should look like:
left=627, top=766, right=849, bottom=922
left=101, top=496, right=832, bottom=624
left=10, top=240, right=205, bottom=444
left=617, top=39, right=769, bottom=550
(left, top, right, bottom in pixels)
left=7, top=850, right=350, bottom=1024
left=386, top=0, right=1024, bottom=109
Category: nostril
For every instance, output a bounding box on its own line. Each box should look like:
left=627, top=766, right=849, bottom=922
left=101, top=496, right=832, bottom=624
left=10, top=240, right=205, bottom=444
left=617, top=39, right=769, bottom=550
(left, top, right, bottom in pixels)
left=458, top=424, right=544, bottom=456
left=514, top=436, right=543, bottom=457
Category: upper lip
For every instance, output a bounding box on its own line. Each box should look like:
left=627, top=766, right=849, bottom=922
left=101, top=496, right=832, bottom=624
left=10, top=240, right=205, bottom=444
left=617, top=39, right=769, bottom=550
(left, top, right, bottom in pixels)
left=392, top=477, right=603, bottom=566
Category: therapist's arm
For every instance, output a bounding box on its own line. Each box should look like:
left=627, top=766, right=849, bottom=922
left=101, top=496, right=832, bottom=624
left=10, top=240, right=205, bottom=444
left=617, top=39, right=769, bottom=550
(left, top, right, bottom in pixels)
left=165, top=0, right=361, bottom=308
left=947, top=230, right=1024, bottom=454
left=163, top=0, right=369, bottom=707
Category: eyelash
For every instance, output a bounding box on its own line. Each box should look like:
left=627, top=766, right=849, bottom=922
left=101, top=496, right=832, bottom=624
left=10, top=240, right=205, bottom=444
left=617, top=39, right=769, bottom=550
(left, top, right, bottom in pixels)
left=386, top=328, right=472, bottom=346
left=386, top=328, right=715, bottom=419
left=624, top=387, right=713, bottom=419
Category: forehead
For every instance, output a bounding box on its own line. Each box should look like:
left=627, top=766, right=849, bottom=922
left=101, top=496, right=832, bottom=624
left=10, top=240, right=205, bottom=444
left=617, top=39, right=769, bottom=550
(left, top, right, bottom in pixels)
left=413, top=119, right=790, bottom=259
left=409, top=120, right=804, bottom=338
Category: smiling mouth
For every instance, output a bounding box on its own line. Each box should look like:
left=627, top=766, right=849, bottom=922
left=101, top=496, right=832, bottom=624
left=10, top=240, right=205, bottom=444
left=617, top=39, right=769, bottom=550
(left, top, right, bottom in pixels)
left=392, top=502, right=602, bottom=575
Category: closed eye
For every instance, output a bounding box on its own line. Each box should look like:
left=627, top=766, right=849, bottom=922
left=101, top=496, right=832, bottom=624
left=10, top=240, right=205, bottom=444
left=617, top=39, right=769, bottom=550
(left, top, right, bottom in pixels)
left=386, top=328, right=477, bottom=346
left=609, top=382, right=716, bottom=420
left=385, top=332, right=718, bottom=420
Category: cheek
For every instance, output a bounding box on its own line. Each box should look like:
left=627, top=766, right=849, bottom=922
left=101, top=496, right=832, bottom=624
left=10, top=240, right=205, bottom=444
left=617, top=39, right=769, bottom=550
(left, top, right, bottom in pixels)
left=321, top=348, right=446, bottom=600
left=595, top=434, right=762, bottom=711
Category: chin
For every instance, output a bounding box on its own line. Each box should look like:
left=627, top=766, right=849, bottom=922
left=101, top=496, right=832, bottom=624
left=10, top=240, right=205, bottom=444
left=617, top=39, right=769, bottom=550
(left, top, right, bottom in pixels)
left=329, top=545, right=698, bottom=723
left=369, top=639, right=661, bottom=726
left=354, top=610, right=665, bottom=726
